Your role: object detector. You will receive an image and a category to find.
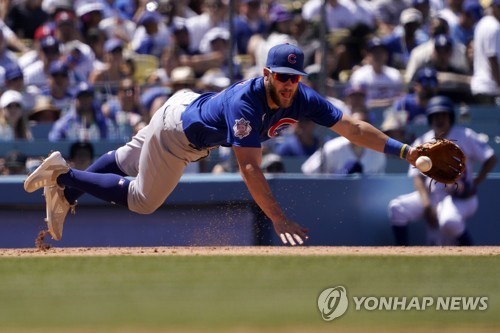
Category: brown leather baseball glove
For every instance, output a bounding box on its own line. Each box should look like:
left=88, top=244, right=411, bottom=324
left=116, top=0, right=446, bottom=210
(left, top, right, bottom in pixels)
left=414, top=138, right=466, bottom=185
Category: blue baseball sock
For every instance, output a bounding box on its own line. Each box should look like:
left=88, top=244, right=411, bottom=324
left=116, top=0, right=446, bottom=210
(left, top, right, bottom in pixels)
left=64, top=151, right=127, bottom=204
left=58, top=169, right=130, bottom=207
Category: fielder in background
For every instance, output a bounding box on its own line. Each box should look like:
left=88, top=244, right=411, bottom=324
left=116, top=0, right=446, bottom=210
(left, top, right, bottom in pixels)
left=388, top=96, right=497, bottom=246
left=24, top=43, right=422, bottom=246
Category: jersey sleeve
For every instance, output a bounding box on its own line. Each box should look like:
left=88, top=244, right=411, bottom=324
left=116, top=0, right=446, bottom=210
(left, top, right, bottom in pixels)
left=225, top=96, right=262, bottom=148
left=299, top=85, right=343, bottom=127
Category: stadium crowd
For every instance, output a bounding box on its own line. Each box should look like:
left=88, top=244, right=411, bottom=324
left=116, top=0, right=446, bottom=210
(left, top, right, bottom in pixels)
left=0, top=0, right=498, bottom=175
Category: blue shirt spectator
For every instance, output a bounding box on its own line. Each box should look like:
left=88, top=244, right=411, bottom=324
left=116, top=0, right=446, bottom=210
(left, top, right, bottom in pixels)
left=49, top=83, right=110, bottom=141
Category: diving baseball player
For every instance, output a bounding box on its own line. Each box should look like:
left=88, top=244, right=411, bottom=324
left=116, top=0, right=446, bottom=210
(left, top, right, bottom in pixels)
left=24, top=43, right=422, bottom=245
left=388, top=96, right=497, bottom=245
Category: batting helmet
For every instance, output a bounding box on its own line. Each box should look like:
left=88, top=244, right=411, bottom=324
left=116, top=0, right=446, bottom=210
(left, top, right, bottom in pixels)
left=426, top=95, right=455, bottom=125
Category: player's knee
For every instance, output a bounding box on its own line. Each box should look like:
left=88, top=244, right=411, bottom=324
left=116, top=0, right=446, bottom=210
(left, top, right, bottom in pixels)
left=388, top=199, right=408, bottom=226
left=440, top=220, right=465, bottom=238
left=128, top=194, right=163, bottom=215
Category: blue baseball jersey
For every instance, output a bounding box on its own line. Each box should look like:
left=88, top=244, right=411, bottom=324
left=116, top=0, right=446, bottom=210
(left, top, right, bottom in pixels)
left=181, top=77, right=343, bottom=149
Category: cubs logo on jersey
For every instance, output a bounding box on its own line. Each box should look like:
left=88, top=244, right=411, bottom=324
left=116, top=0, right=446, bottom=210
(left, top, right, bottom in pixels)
left=267, top=118, right=298, bottom=138
left=233, top=118, right=252, bottom=139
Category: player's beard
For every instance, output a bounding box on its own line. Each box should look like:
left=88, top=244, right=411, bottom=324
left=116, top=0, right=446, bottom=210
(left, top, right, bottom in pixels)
left=268, top=82, right=296, bottom=109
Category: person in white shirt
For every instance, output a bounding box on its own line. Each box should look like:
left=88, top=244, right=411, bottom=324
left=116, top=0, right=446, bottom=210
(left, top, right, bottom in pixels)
left=301, top=0, right=356, bottom=31
left=470, top=0, right=500, bottom=102
left=301, top=112, right=387, bottom=174
left=349, top=37, right=403, bottom=108
left=185, top=0, right=228, bottom=54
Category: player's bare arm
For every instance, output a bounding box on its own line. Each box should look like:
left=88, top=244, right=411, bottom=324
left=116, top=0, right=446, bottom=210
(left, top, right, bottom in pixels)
left=232, top=146, right=308, bottom=246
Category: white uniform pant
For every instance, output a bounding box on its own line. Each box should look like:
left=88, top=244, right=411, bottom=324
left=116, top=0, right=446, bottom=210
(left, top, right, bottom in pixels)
left=115, top=90, right=208, bottom=214
left=388, top=191, right=478, bottom=242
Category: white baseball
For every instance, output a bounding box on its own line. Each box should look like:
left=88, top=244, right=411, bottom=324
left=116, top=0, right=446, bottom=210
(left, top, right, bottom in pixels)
left=416, top=156, right=432, bottom=172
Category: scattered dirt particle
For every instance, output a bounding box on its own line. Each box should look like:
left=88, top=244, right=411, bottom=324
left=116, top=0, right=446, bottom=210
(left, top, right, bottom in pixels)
left=35, top=230, right=52, bottom=252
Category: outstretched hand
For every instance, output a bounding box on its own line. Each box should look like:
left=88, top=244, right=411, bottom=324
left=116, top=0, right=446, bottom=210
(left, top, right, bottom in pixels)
left=273, top=219, right=309, bottom=246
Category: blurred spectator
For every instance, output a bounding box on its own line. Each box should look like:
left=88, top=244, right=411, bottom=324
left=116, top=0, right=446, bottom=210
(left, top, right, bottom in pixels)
left=343, top=83, right=369, bottom=115
left=49, top=82, right=110, bottom=141
left=301, top=112, right=386, bottom=175
left=301, top=0, right=356, bottom=32
left=185, top=0, right=229, bottom=54
left=89, top=38, right=129, bottom=94
left=199, top=27, right=241, bottom=79
left=168, top=65, right=198, bottom=92
left=102, top=78, right=144, bottom=139
left=342, top=0, right=377, bottom=31
left=412, top=0, right=432, bottom=40
left=24, top=36, right=62, bottom=90
left=41, top=60, right=74, bottom=114
left=2, top=63, right=38, bottom=111
left=470, top=0, right=500, bottom=103
left=0, top=90, right=32, bottom=140
left=160, top=19, right=192, bottom=76
left=438, top=0, right=464, bottom=30
left=98, top=7, right=137, bottom=43
left=29, top=95, right=62, bottom=124
left=0, top=29, right=20, bottom=70
left=18, top=24, right=55, bottom=70
left=85, top=28, right=108, bottom=71
left=68, top=141, right=95, bottom=170
left=261, top=153, right=285, bottom=173
left=75, top=2, right=106, bottom=40
left=451, top=0, right=483, bottom=47
left=0, top=19, right=30, bottom=54
left=380, top=110, right=413, bottom=144
left=233, top=0, right=267, bottom=55
left=54, top=10, right=96, bottom=83
left=389, top=66, right=439, bottom=125
left=140, top=86, right=171, bottom=119
left=372, top=0, right=409, bottom=35
left=248, top=4, right=298, bottom=70
left=383, top=8, right=424, bottom=69
left=349, top=37, right=403, bottom=108
left=1, top=151, right=28, bottom=175
left=405, top=16, right=470, bottom=82
left=275, top=119, right=321, bottom=158
left=199, top=68, right=231, bottom=92
left=5, top=0, right=49, bottom=39
left=131, top=10, right=171, bottom=58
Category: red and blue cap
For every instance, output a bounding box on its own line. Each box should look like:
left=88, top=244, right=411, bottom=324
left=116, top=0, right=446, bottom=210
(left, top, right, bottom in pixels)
left=265, top=43, right=307, bottom=76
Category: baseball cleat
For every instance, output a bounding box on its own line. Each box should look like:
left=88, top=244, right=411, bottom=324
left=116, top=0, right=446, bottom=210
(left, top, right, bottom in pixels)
left=43, top=185, right=76, bottom=241
left=24, top=151, right=69, bottom=193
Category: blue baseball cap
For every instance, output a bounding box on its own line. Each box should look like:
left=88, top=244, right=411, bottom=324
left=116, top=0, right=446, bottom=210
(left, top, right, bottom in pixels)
left=266, top=43, right=307, bottom=75
left=434, top=34, right=453, bottom=49
left=462, top=0, right=483, bottom=21
left=414, top=66, right=438, bottom=87
left=4, top=63, right=23, bottom=81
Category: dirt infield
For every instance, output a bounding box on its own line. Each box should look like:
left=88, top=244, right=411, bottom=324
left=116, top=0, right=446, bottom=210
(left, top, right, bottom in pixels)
left=1, top=246, right=500, bottom=257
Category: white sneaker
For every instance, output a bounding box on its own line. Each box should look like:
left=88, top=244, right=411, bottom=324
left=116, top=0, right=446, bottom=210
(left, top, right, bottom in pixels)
left=24, top=151, right=69, bottom=193
left=43, top=185, right=76, bottom=241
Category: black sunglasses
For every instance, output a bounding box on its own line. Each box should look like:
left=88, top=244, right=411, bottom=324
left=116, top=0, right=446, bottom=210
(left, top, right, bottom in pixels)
left=269, top=70, right=302, bottom=84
